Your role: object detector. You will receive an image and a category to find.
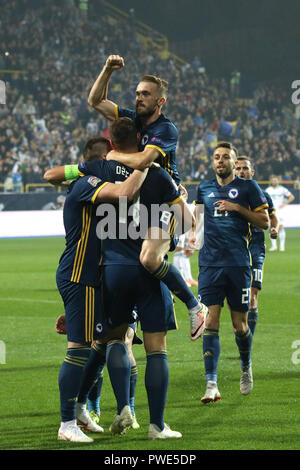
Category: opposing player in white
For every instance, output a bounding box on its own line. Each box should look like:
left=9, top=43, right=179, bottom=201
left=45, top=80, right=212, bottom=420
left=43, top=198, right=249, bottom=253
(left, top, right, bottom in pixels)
left=266, top=175, right=295, bottom=251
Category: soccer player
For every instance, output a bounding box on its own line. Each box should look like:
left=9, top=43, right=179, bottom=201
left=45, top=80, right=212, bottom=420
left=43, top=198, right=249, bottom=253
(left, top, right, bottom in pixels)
left=235, top=156, right=279, bottom=336
left=190, top=142, right=269, bottom=403
left=52, top=138, right=147, bottom=443
left=265, top=175, right=295, bottom=251
left=78, top=117, right=196, bottom=439
left=87, top=56, right=206, bottom=339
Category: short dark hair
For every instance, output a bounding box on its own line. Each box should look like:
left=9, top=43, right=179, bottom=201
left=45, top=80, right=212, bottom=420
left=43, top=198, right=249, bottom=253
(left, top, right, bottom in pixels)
left=214, top=141, right=238, bottom=159
left=83, top=137, right=112, bottom=162
left=109, top=117, right=138, bottom=150
left=237, top=155, right=254, bottom=169
left=140, top=74, right=168, bottom=99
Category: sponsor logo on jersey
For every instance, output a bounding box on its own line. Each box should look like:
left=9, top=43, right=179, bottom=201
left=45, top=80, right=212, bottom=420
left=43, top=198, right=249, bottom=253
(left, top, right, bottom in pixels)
left=228, top=188, right=239, bottom=199
left=96, top=323, right=103, bottom=333
left=87, top=176, right=101, bottom=187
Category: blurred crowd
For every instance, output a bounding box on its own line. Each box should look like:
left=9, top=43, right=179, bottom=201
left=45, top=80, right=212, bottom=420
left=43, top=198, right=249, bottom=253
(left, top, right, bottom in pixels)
left=0, top=0, right=300, bottom=192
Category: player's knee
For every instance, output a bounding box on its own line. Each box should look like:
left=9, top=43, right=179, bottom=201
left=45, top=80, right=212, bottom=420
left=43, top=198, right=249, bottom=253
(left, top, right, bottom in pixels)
left=139, top=249, right=161, bottom=272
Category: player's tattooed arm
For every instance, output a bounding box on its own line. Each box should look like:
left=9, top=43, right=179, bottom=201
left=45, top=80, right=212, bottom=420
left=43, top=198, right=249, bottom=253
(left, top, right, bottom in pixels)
left=214, top=200, right=269, bottom=230
left=88, top=55, right=124, bottom=120
left=106, top=147, right=160, bottom=170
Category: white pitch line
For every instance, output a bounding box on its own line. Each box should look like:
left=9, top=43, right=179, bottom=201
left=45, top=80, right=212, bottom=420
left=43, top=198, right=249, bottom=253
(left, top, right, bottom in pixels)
left=0, top=297, right=60, bottom=304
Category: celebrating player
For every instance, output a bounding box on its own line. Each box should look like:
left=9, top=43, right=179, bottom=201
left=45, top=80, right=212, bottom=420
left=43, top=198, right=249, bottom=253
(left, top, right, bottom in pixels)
left=87, top=55, right=205, bottom=339
left=190, top=142, right=269, bottom=403
left=266, top=175, right=295, bottom=251
left=235, top=156, right=279, bottom=336
left=52, top=138, right=147, bottom=443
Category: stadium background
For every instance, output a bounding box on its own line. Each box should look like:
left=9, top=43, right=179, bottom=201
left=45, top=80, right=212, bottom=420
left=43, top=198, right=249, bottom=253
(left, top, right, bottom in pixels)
left=0, top=0, right=300, bottom=453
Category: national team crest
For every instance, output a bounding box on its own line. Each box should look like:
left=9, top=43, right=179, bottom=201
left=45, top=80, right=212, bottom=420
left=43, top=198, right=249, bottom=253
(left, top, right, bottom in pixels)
left=228, top=188, right=239, bottom=199
left=87, top=176, right=101, bottom=187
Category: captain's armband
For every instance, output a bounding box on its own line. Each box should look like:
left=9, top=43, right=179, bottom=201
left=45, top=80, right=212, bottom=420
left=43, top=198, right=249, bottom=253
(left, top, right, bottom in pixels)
left=64, top=165, right=79, bottom=181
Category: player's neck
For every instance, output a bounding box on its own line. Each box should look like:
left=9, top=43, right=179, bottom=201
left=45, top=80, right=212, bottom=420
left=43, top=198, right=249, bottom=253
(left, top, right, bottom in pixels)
left=216, top=173, right=235, bottom=186
left=140, top=109, right=161, bottom=127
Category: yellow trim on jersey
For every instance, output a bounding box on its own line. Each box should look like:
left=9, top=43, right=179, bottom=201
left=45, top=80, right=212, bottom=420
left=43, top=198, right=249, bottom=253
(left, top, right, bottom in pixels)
left=145, top=144, right=166, bottom=157
left=71, top=206, right=92, bottom=283
left=114, top=104, right=119, bottom=118
left=85, top=286, right=95, bottom=343
left=253, top=203, right=268, bottom=212
left=78, top=170, right=85, bottom=177
left=91, top=182, right=110, bottom=204
left=166, top=195, right=183, bottom=206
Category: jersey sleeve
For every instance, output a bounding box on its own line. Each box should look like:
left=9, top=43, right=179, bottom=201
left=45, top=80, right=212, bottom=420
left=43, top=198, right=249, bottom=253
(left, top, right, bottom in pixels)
left=248, top=180, right=269, bottom=212
left=72, top=175, right=109, bottom=204
left=264, top=191, right=276, bottom=215
left=78, top=160, right=107, bottom=179
left=116, top=106, right=136, bottom=121
left=145, top=122, right=178, bottom=158
left=159, top=170, right=182, bottom=204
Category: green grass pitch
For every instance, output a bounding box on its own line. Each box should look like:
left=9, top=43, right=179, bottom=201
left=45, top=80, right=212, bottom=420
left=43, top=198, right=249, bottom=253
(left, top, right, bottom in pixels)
left=0, top=230, right=299, bottom=451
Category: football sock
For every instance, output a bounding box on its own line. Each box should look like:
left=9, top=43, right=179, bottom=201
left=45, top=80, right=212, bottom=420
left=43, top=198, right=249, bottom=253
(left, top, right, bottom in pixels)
left=203, top=329, right=220, bottom=383
left=130, top=365, right=138, bottom=416
left=279, top=228, right=286, bottom=249
left=153, top=260, right=199, bottom=310
left=87, top=369, right=104, bottom=414
left=248, top=308, right=258, bottom=336
left=77, top=342, right=106, bottom=405
left=235, top=328, right=253, bottom=367
left=145, top=351, right=169, bottom=431
left=58, top=346, right=90, bottom=422
left=271, top=237, right=277, bottom=249
left=106, top=341, right=131, bottom=415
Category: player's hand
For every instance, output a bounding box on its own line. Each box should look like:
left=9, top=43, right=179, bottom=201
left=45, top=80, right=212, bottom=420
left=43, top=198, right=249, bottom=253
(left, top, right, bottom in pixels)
left=270, top=227, right=278, bottom=239
left=188, top=233, right=197, bottom=250
left=105, top=55, right=124, bottom=71
left=179, top=184, right=188, bottom=202
left=214, top=200, right=238, bottom=212
left=55, top=314, right=66, bottom=334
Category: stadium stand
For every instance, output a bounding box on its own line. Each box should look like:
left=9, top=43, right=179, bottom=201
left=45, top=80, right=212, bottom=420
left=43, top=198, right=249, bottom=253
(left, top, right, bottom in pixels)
left=0, top=0, right=299, bottom=198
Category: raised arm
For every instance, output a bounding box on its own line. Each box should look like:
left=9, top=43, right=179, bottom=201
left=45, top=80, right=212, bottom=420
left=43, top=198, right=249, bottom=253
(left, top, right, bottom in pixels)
left=88, top=55, right=124, bottom=121
left=43, top=165, right=79, bottom=185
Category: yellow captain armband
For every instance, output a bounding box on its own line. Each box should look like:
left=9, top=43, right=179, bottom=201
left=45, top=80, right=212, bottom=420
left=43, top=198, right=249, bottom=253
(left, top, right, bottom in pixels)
left=64, top=165, right=80, bottom=181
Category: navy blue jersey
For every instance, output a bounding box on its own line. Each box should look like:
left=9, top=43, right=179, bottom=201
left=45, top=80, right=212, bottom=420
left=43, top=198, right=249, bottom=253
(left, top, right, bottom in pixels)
left=195, top=176, right=268, bottom=267
left=78, top=159, right=181, bottom=265
left=116, top=106, right=180, bottom=185
left=249, top=190, right=275, bottom=263
left=57, top=174, right=109, bottom=286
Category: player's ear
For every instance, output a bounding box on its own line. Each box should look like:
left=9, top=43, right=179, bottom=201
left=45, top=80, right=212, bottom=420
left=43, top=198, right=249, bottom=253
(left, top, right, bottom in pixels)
left=158, top=97, right=166, bottom=107
left=252, top=170, right=255, bottom=176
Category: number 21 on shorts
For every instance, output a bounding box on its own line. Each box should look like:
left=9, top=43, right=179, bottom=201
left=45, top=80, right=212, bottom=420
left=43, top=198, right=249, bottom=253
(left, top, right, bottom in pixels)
left=241, top=287, right=251, bottom=305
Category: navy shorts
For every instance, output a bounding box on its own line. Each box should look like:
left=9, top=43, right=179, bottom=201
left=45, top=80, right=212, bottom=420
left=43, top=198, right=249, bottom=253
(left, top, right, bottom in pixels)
left=56, top=276, right=110, bottom=343
left=198, top=266, right=252, bottom=312
left=102, top=264, right=177, bottom=333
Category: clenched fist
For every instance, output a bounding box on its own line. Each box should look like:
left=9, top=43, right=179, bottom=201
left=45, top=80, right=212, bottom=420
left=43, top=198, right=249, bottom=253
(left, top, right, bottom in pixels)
left=105, top=55, right=124, bottom=71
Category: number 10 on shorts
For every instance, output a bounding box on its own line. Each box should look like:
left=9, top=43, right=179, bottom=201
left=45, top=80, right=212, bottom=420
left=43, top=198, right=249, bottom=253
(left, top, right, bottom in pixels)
left=242, top=287, right=251, bottom=304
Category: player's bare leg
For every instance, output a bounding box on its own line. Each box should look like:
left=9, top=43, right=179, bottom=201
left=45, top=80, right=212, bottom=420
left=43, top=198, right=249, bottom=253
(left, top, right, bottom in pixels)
left=140, top=227, right=207, bottom=340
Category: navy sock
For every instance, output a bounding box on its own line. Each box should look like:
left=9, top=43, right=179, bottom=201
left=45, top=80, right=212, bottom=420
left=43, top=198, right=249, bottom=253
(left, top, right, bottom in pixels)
left=145, top=351, right=169, bottom=431
left=77, top=343, right=106, bottom=405
left=87, top=370, right=103, bottom=413
left=106, top=341, right=131, bottom=415
left=235, top=328, right=253, bottom=367
left=248, top=308, right=258, bottom=336
left=129, top=365, right=138, bottom=416
left=203, top=329, right=220, bottom=383
left=153, top=260, right=198, bottom=310
left=58, top=346, right=90, bottom=422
